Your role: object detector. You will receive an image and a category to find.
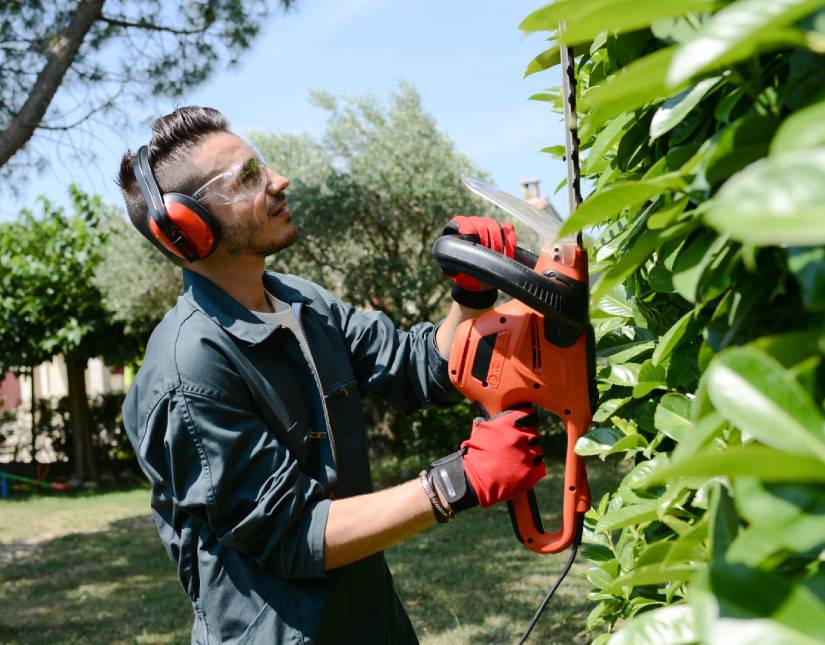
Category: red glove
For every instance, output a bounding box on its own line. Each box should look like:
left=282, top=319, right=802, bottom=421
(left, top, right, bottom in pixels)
left=462, top=407, right=545, bottom=507
left=428, top=406, right=545, bottom=514
left=442, top=215, right=517, bottom=308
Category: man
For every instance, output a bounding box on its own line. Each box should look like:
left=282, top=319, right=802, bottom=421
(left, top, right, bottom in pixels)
left=118, top=106, right=545, bottom=644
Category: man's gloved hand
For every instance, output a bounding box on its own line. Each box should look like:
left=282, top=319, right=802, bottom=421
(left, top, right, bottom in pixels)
left=441, top=215, right=517, bottom=309
left=426, top=406, right=545, bottom=517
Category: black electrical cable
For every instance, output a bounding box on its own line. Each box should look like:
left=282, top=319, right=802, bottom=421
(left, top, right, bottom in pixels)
left=516, top=514, right=585, bottom=645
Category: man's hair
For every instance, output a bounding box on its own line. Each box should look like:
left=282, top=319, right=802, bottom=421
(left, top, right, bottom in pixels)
left=117, top=106, right=230, bottom=264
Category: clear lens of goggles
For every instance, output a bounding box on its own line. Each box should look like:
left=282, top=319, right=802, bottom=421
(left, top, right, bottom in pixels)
left=191, top=148, right=269, bottom=207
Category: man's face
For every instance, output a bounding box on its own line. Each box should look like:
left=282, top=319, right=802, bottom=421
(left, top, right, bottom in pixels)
left=191, top=132, right=298, bottom=257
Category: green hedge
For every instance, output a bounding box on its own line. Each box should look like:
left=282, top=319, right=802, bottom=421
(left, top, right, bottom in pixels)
left=523, top=1, right=825, bottom=642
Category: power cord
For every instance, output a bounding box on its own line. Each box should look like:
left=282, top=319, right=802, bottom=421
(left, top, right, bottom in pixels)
left=516, top=514, right=585, bottom=644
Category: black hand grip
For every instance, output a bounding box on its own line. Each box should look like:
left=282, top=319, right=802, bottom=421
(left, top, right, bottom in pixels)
left=433, top=236, right=588, bottom=336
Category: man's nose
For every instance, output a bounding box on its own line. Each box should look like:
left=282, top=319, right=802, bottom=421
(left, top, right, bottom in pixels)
left=266, top=169, right=289, bottom=194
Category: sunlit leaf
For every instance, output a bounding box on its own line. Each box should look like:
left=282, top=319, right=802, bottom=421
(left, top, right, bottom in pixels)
left=524, top=45, right=561, bottom=77
left=771, top=99, right=825, bottom=153
left=559, top=174, right=684, bottom=237
left=707, top=347, right=825, bottom=461
left=643, top=445, right=825, bottom=486
left=650, top=76, right=721, bottom=140
left=667, top=0, right=825, bottom=86
left=652, top=311, right=694, bottom=366
left=704, top=148, right=825, bottom=246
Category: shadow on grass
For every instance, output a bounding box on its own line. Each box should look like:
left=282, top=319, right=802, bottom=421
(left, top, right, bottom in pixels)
left=0, top=515, right=191, bottom=645
left=386, top=458, right=624, bottom=645
left=0, top=459, right=624, bottom=645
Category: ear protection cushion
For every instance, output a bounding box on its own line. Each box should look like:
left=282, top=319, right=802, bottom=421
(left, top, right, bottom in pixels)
left=148, top=193, right=222, bottom=260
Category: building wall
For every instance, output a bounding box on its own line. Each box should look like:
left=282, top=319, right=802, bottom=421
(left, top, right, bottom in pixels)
left=3, top=358, right=124, bottom=416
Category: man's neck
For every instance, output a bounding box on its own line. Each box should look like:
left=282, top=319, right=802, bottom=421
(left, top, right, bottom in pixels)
left=187, top=254, right=273, bottom=312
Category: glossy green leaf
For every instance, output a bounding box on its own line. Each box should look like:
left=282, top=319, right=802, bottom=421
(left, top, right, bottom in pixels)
left=604, top=564, right=696, bottom=593
left=584, top=112, right=635, bottom=174
left=643, top=445, right=825, bottom=486
left=561, top=1, right=722, bottom=45
left=520, top=1, right=720, bottom=38
left=599, top=340, right=657, bottom=364
left=581, top=46, right=680, bottom=136
left=559, top=174, right=684, bottom=238
left=727, top=478, right=825, bottom=565
left=671, top=231, right=729, bottom=303
left=605, top=362, right=643, bottom=387
left=592, top=230, right=663, bottom=301
left=633, top=360, right=667, bottom=397
left=524, top=45, right=561, bottom=77
left=667, top=0, right=825, bottom=86
left=671, top=413, right=725, bottom=463
left=704, top=148, right=825, bottom=245
left=707, top=347, right=825, bottom=461
left=771, top=99, right=825, bottom=153
left=752, top=328, right=822, bottom=369
left=576, top=426, right=625, bottom=457
left=622, top=453, right=671, bottom=489
left=647, top=197, right=690, bottom=230
left=597, top=288, right=635, bottom=318
left=593, top=397, right=631, bottom=423
left=650, top=76, right=721, bottom=140
left=597, top=499, right=660, bottom=531
left=665, top=520, right=709, bottom=565
left=607, top=604, right=696, bottom=645
left=608, top=433, right=649, bottom=456
left=654, top=394, right=693, bottom=441
left=787, top=246, right=825, bottom=311
left=691, top=566, right=825, bottom=645
left=652, top=311, right=694, bottom=366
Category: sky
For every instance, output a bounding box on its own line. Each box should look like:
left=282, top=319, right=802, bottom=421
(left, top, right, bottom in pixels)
left=3, top=0, right=570, bottom=221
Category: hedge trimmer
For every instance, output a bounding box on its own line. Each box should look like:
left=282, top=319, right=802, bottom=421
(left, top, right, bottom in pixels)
left=433, top=40, right=593, bottom=642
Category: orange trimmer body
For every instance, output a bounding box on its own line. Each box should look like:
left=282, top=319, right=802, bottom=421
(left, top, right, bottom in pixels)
left=447, top=246, right=594, bottom=554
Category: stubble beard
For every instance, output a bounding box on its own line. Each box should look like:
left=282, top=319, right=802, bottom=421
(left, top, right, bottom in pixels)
left=223, top=218, right=300, bottom=258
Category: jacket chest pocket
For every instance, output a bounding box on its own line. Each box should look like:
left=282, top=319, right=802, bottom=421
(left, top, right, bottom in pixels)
left=323, top=380, right=373, bottom=496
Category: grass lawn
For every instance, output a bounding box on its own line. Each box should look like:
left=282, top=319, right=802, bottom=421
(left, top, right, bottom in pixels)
left=0, top=460, right=622, bottom=644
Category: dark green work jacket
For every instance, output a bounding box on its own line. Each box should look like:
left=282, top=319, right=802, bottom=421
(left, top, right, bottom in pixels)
left=122, top=269, right=459, bottom=644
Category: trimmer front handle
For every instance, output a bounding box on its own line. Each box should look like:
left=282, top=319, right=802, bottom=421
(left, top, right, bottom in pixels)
left=433, top=235, right=595, bottom=554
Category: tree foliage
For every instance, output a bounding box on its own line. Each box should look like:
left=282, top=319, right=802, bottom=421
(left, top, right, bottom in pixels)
left=524, top=1, right=825, bottom=642
left=93, top=212, right=182, bottom=343
left=0, top=188, right=137, bottom=479
left=251, top=82, right=499, bottom=330
left=0, top=0, right=295, bottom=181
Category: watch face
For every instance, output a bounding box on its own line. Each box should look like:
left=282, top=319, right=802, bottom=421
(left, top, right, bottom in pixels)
left=461, top=176, right=563, bottom=243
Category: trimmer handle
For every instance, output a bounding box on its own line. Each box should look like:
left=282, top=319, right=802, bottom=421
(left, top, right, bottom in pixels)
left=506, top=409, right=591, bottom=554
left=433, top=236, right=588, bottom=346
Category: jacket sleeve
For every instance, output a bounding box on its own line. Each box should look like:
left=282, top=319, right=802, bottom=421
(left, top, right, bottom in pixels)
left=147, top=385, right=331, bottom=580
left=312, top=285, right=461, bottom=413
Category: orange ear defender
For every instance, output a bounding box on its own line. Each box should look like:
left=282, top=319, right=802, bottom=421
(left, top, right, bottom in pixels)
left=133, top=146, right=221, bottom=262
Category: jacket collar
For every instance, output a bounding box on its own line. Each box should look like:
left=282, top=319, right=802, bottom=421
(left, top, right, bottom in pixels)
left=182, top=269, right=311, bottom=345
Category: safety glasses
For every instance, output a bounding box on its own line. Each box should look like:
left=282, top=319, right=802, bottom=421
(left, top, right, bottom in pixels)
left=191, top=146, right=270, bottom=207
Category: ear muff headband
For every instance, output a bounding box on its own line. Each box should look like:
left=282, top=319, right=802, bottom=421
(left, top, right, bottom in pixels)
left=133, top=146, right=221, bottom=262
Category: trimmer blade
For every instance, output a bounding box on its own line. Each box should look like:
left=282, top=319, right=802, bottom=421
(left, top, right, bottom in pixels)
left=461, top=176, right=563, bottom=245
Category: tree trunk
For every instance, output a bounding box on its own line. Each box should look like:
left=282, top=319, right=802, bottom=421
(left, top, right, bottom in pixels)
left=65, top=351, right=97, bottom=481
left=30, top=366, right=38, bottom=470
left=0, top=0, right=106, bottom=168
